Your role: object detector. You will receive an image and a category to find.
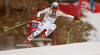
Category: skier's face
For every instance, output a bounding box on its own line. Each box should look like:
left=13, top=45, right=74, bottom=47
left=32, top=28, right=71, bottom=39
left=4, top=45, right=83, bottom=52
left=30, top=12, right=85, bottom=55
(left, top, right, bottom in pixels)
left=52, top=7, right=58, bottom=12
left=53, top=9, right=57, bottom=12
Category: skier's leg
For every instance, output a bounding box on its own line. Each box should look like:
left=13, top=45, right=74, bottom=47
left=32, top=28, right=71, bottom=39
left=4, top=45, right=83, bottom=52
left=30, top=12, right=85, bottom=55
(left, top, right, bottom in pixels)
left=40, top=24, right=57, bottom=38
left=27, top=28, right=43, bottom=40
left=23, top=23, right=45, bottom=44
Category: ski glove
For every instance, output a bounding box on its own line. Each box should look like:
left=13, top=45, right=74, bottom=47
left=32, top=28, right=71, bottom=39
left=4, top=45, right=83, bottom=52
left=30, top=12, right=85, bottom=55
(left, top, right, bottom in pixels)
left=37, top=17, right=41, bottom=21
left=74, top=17, right=80, bottom=21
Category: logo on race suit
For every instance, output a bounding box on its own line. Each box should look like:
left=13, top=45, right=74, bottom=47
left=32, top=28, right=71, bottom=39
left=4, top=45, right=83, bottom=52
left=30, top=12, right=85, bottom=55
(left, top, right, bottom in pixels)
left=41, top=23, right=44, bottom=26
left=49, top=13, right=57, bottom=18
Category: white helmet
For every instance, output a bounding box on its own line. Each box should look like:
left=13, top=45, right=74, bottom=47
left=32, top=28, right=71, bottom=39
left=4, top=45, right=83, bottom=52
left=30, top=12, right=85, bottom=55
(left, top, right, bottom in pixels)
left=51, top=2, right=59, bottom=10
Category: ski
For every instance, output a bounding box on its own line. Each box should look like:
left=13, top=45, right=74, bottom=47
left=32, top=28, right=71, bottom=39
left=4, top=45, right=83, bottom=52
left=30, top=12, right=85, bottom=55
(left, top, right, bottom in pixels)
left=32, top=38, right=52, bottom=41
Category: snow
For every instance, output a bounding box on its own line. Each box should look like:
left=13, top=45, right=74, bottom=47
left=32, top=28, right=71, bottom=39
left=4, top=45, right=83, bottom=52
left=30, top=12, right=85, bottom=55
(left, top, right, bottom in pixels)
left=0, top=42, right=100, bottom=55
left=81, top=9, right=100, bottom=41
left=36, top=41, right=46, bottom=47
left=34, top=42, right=52, bottom=47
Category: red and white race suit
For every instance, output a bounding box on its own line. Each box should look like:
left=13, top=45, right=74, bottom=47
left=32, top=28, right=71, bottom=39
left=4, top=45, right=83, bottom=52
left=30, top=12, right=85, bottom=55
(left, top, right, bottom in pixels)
left=27, top=7, right=74, bottom=41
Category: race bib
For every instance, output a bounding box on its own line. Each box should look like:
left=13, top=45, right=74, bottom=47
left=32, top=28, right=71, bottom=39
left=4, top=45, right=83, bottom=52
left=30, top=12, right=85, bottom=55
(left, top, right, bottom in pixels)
left=49, top=14, right=56, bottom=18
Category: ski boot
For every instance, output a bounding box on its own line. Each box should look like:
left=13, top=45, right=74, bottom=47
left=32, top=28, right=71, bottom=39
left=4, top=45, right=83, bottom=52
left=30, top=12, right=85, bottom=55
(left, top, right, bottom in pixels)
left=23, top=39, right=29, bottom=44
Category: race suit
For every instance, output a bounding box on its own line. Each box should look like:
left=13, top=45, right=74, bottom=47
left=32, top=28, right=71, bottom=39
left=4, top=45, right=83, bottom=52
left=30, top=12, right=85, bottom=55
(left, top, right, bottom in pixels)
left=27, top=7, right=74, bottom=41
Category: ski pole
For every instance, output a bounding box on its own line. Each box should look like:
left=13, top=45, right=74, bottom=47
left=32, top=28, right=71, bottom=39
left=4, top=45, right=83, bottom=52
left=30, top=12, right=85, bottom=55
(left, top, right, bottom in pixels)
left=4, top=20, right=35, bottom=32
left=67, top=18, right=79, bottom=44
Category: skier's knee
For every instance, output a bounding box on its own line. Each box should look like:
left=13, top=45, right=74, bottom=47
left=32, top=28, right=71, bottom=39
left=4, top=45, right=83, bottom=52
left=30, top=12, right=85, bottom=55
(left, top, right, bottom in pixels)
left=52, top=24, right=57, bottom=30
left=34, top=31, right=40, bottom=36
left=37, top=26, right=43, bottom=31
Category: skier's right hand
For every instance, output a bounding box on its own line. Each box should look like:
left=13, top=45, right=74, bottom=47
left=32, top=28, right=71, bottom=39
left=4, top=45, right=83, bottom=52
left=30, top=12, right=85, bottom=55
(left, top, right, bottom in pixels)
left=37, top=17, right=41, bottom=21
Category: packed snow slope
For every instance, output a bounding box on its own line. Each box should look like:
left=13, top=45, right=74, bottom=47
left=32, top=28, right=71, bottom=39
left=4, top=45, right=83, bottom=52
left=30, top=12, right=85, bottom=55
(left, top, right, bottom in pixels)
left=81, top=9, right=100, bottom=41
left=0, top=42, right=100, bottom=55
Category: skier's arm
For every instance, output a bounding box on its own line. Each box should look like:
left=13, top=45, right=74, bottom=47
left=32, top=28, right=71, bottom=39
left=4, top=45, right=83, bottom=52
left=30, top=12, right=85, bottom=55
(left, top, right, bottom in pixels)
left=37, top=8, right=49, bottom=18
left=59, top=11, right=74, bottom=20
left=59, top=11, right=79, bottom=20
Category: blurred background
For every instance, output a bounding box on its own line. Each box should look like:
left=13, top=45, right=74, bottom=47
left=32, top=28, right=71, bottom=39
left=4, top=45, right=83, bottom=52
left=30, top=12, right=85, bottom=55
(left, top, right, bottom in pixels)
left=0, top=0, right=100, bottom=51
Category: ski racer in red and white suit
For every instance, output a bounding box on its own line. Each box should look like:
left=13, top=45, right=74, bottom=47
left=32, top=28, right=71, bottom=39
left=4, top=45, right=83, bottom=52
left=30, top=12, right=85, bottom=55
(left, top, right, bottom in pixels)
left=23, top=2, right=79, bottom=44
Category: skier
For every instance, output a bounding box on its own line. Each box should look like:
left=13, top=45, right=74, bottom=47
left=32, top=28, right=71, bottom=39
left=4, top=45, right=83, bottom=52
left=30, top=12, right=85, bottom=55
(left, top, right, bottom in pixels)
left=23, top=2, right=79, bottom=44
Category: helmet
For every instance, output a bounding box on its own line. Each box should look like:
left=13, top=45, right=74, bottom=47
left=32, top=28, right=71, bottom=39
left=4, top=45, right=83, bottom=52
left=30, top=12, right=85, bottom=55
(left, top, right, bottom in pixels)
left=51, top=2, right=59, bottom=10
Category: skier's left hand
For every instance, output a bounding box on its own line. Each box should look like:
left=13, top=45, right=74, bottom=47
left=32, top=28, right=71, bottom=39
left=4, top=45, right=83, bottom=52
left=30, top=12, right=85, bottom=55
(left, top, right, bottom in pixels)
left=74, top=17, right=80, bottom=21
